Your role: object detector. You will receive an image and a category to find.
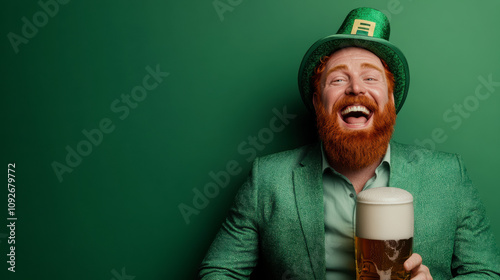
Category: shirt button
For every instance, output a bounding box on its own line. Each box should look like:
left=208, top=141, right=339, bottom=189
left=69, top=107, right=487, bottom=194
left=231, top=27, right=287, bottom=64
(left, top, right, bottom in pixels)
left=349, top=193, right=354, bottom=198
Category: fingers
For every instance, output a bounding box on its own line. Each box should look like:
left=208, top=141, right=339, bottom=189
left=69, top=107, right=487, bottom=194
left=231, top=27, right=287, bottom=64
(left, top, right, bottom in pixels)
left=404, top=253, right=422, bottom=271
left=405, top=253, right=433, bottom=280
left=410, top=265, right=432, bottom=280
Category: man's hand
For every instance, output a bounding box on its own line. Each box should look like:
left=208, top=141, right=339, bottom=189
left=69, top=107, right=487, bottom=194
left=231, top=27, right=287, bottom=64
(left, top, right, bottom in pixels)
left=404, top=253, right=433, bottom=280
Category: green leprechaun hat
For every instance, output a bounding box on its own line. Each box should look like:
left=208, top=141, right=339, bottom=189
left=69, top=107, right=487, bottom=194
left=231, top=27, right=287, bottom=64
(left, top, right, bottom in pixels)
left=298, top=7, right=409, bottom=113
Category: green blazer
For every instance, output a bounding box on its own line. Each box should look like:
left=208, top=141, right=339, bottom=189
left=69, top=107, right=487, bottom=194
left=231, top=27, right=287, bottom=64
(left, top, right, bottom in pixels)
left=199, top=141, right=500, bottom=279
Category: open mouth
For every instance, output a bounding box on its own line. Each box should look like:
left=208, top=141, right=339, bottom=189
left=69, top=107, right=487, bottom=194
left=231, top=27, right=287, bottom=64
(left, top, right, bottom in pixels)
left=339, top=105, right=373, bottom=127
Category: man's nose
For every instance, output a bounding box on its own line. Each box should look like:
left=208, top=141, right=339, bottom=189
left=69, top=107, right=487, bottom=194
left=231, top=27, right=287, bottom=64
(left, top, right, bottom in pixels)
left=346, top=78, right=365, bottom=95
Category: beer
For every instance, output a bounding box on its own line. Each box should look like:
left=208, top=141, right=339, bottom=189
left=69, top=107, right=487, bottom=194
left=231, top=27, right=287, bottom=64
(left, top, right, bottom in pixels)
left=355, top=237, right=413, bottom=280
left=355, top=187, right=414, bottom=280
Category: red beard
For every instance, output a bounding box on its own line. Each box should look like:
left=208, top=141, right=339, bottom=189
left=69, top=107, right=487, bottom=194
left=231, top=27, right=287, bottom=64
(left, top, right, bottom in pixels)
left=314, top=94, right=396, bottom=170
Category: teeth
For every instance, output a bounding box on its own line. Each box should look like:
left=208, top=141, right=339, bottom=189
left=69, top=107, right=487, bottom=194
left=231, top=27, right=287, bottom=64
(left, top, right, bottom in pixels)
left=341, top=105, right=370, bottom=116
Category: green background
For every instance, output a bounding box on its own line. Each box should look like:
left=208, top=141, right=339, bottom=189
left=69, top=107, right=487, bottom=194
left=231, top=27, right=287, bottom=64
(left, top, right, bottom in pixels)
left=2, top=0, right=499, bottom=279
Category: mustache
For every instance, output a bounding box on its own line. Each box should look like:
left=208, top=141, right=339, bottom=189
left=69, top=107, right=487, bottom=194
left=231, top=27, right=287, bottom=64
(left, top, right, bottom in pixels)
left=315, top=94, right=396, bottom=170
left=331, top=95, right=378, bottom=114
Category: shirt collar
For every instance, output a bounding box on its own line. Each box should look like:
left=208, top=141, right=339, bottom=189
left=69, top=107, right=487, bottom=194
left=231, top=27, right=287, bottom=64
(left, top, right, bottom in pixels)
left=320, top=142, right=391, bottom=173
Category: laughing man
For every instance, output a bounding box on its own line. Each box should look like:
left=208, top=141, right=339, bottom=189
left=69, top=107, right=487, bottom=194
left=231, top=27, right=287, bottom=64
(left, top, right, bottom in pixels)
left=199, top=7, right=500, bottom=280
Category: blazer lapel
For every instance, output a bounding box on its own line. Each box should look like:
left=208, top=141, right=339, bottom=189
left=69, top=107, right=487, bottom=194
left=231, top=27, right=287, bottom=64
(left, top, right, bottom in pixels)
left=389, top=141, right=417, bottom=194
left=292, top=144, right=325, bottom=280
left=388, top=141, right=433, bottom=254
left=389, top=142, right=406, bottom=190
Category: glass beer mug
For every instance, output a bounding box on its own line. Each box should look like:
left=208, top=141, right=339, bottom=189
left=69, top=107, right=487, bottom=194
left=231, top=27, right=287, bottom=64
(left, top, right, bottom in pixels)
left=355, top=187, right=414, bottom=280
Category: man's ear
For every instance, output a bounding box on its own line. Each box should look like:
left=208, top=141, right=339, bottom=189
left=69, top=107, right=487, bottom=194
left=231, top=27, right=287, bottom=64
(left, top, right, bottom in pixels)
left=312, top=92, right=319, bottom=109
left=389, top=92, right=395, bottom=106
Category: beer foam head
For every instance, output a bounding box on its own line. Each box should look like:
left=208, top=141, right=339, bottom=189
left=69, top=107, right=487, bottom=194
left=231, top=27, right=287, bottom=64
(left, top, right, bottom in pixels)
left=356, top=187, right=414, bottom=240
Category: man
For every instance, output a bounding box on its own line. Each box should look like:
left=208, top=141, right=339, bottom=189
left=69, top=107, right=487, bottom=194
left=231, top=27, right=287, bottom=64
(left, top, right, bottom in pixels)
left=199, top=7, right=500, bottom=280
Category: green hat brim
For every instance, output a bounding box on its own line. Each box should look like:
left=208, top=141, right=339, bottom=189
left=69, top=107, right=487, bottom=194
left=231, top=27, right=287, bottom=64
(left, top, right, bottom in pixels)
left=298, top=34, right=409, bottom=114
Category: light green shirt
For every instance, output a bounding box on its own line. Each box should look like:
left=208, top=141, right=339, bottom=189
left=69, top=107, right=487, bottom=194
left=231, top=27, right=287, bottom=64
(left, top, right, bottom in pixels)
left=322, top=144, right=391, bottom=280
